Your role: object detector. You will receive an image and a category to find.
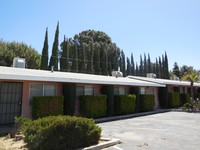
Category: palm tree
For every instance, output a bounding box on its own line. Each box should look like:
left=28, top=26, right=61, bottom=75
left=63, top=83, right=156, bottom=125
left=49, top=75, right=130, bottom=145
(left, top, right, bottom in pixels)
left=182, top=71, right=199, bottom=100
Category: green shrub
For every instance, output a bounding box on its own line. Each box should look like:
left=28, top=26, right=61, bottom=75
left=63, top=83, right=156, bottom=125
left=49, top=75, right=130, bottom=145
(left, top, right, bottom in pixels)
left=168, top=92, right=180, bottom=108
left=114, top=94, right=136, bottom=115
left=22, top=116, right=101, bottom=150
left=80, top=95, right=107, bottom=118
left=15, top=117, right=32, bottom=132
left=32, top=96, right=64, bottom=119
left=158, top=87, right=168, bottom=109
left=101, top=85, right=114, bottom=116
left=129, top=87, right=140, bottom=112
left=139, top=94, right=155, bottom=112
left=180, top=93, right=190, bottom=105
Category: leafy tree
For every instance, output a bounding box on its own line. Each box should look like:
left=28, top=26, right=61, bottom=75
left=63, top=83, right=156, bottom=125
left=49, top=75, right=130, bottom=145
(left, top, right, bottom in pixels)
left=182, top=71, right=199, bottom=99
left=40, top=28, right=49, bottom=70
left=74, top=30, right=120, bottom=74
left=0, top=40, right=41, bottom=68
left=49, top=22, right=59, bottom=71
left=173, top=62, right=180, bottom=78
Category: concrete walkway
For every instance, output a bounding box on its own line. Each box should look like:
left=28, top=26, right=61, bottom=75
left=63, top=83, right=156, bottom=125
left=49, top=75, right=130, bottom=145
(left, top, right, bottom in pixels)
left=98, top=111, right=200, bottom=150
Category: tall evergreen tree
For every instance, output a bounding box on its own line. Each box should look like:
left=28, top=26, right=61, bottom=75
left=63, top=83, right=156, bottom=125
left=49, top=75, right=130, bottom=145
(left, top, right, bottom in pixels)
left=86, top=41, right=94, bottom=74
left=139, top=55, right=144, bottom=76
left=162, top=55, right=166, bottom=78
left=71, top=42, right=78, bottom=72
left=131, top=53, right=135, bottom=75
left=126, top=57, right=131, bottom=76
left=158, top=57, right=162, bottom=78
left=93, top=42, right=101, bottom=74
left=40, top=28, right=49, bottom=70
left=49, top=22, right=59, bottom=71
left=147, top=53, right=152, bottom=73
left=79, top=43, right=87, bottom=73
left=164, top=51, right=170, bottom=79
left=101, top=47, right=108, bottom=75
left=135, top=62, right=139, bottom=76
left=155, top=58, right=160, bottom=78
left=120, top=50, right=126, bottom=76
left=144, top=53, right=147, bottom=76
left=60, top=36, right=69, bottom=72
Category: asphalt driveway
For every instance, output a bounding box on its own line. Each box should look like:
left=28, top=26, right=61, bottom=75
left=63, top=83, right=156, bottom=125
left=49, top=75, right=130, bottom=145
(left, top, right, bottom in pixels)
left=98, top=111, right=200, bottom=150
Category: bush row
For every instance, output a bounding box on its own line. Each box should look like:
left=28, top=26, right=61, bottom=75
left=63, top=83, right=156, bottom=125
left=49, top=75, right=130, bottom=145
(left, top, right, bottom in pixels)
left=168, top=92, right=180, bottom=108
left=139, top=94, right=155, bottom=112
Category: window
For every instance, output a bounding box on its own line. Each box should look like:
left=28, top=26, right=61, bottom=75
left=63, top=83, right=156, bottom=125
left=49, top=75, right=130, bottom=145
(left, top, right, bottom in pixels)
left=114, top=86, right=126, bottom=95
left=140, top=87, right=146, bottom=94
left=29, top=84, right=56, bottom=104
left=76, top=85, right=94, bottom=96
left=149, top=88, right=154, bottom=95
left=85, top=86, right=94, bottom=95
left=76, top=86, right=84, bottom=97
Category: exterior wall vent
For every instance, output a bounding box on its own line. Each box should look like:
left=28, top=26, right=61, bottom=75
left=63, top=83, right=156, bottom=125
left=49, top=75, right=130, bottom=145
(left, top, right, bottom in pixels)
left=147, top=73, right=157, bottom=78
left=13, top=57, right=26, bottom=68
left=112, top=71, right=123, bottom=78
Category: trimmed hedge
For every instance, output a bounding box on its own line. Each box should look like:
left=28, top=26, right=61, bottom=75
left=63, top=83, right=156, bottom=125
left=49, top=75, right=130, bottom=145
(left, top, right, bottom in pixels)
left=22, top=116, right=101, bottom=150
left=101, top=85, right=114, bottom=116
left=180, top=93, right=190, bottom=105
left=158, top=87, right=168, bottom=109
left=168, top=92, right=180, bottom=108
left=114, top=94, right=136, bottom=115
left=139, top=94, right=155, bottom=112
left=129, top=87, right=140, bottom=112
left=32, top=96, right=64, bottom=119
left=80, top=95, right=107, bottom=118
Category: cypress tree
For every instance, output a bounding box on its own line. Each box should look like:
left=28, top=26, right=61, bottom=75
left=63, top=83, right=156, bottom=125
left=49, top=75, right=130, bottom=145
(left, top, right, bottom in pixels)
left=60, top=36, right=69, bottom=72
left=40, top=28, right=49, bottom=70
left=155, top=58, right=160, bottom=78
left=101, top=47, right=108, bottom=75
left=147, top=53, right=152, bottom=73
left=159, top=57, right=162, bottom=78
left=71, top=42, right=78, bottom=72
left=139, top=55, right=144, bottom=76
left=49, top=22, right=59, bottom=71
left=120, top=50, right=126, bottom=77
left=144, top=53, right=147, bottom=76
left=164, top=51, right=170, bottom=79
left=79, top=43, right=87, bottom=73
left=93, top=42, right=101, bottom=74
left=86, top=41, right=94, bottom=74
left=131, top=53, right=135, bottom=76
left=136, top=62, right=139, bottom=76
left=126, top=57, right=131, bottom=76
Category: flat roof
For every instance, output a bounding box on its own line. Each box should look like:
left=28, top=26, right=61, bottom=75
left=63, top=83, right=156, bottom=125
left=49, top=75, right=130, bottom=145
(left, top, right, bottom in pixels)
left=128, top=76, right=200, bottom=87
left=0, top=66, right=165, bottom=87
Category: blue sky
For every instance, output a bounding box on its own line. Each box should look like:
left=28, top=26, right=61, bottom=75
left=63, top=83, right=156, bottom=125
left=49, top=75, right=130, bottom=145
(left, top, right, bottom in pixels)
left=1, top=0, right=200, bottom=70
